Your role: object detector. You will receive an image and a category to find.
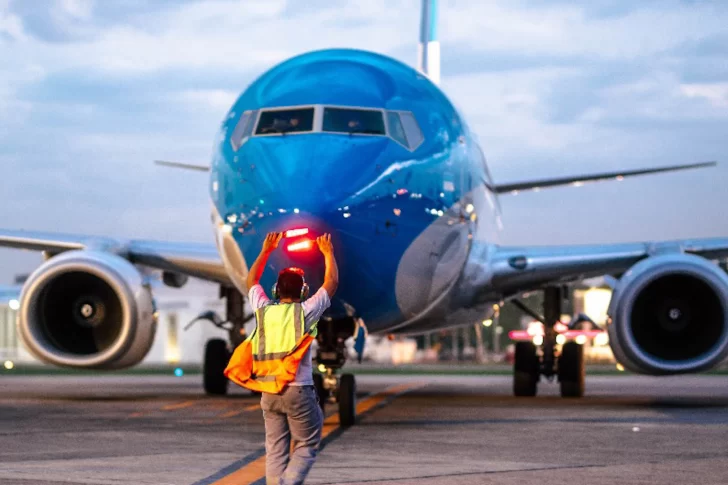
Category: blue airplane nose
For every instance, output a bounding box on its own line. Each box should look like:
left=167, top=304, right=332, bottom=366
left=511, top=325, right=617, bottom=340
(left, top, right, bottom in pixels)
left=235, top=134, right=391, bottom=216
left=215, top=130, right=437, bottom=322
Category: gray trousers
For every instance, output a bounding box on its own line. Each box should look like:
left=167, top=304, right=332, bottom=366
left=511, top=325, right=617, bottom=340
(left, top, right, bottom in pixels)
left=261, top=385, right=323, bottom=485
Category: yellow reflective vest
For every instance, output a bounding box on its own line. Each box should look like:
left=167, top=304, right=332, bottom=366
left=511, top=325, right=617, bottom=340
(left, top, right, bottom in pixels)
left=225, top=302, right=318, bottom=394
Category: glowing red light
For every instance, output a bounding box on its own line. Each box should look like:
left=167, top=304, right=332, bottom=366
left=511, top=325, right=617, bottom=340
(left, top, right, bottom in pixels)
left=396, top=188, right=408, bottom=195
left=287, top=240, right=313, bottom=252
left=509, top=330, right=530, bottom=340
left=285, top=228, right=309, bottom=238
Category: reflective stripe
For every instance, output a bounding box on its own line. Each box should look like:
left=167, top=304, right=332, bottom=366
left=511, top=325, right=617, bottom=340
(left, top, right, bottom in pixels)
left=256, top=308, right=266, bottom=356
left=294, top=303, right=303, bottom=342
left=253, top=351, right=290, bottom=361
left=253, top=375, right=277, bottom=382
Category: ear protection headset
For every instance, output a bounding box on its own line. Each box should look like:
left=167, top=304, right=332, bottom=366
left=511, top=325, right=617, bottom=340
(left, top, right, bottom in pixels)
left=272, top=267, right=309, bottom=301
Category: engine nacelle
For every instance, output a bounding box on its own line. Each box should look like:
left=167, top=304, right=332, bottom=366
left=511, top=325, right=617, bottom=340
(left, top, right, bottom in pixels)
left=608, top=253, right=728, bottom=375
left=18, top=250, right=157, bottom=369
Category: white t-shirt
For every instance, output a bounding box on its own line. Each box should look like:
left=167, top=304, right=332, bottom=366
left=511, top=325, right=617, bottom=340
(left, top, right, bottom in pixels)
left=248, top=284, right=330, bottom=386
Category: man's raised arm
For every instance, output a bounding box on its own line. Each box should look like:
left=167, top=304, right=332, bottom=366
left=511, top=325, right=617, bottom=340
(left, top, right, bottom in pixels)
left=316, top=234, right=339, bottom=297
left=246, top=233, right=282, bottom=290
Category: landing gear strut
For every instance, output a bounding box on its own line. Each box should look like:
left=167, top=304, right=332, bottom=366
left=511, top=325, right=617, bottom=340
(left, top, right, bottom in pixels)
left=313, top=317, right=358, bottom=426
left=511, top=286, right=586, bottom=398
left=189, top=286, right=254, bottom=396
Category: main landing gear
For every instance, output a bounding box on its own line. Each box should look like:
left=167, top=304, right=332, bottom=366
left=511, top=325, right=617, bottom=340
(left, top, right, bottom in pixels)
left=511, top=286, right=585, bottom=398
left=188, top=286, right=254, bottom=396
left=313, top=317, right=358, bottom=427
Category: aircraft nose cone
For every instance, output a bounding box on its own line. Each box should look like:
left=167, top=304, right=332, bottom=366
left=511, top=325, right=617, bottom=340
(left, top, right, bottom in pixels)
left=237, top=135, right=390, bottom=215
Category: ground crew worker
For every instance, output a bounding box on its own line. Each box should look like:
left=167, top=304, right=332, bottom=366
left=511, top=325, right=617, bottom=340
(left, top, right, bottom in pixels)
left=225, top=232, right=339, bottom=485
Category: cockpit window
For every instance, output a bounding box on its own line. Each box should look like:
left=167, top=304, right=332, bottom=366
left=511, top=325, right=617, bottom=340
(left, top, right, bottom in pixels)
left=231, top=110, right=257, bottom=151
left=242, top=106, right=424, bottom=151
left=323, top=107, right=386, bottom=135
left=398, top=112, right=424, bottom=150
left=255, top=108, right=314, bottom=135
left=386, top=112, right=408, bottom=148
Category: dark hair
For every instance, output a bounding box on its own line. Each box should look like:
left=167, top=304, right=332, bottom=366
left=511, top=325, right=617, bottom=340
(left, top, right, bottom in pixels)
left=277, top=270, right=304, bottom=300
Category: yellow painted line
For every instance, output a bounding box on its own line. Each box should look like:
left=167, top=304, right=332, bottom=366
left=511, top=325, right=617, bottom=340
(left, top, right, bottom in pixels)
left=210, top=382, right=424, bottom=485
left=161, top=400, right=197, bottom=411
left=219, top=404, right=261, bottom=419
left=202, top=404, right=261, bottom=424
left=128, top=399, right=197, bottom=418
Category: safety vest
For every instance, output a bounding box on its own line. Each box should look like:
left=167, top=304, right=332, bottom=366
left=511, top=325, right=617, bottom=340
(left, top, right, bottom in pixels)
left=224, top=302, right=318, bottom=394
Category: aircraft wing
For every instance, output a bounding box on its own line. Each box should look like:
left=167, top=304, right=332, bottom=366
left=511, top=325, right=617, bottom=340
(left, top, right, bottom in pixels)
left=485, top=238, right=728, bottom=296
left=0, top=229, right=229, bottom=284
left=488, top=161, right=716, bottom=194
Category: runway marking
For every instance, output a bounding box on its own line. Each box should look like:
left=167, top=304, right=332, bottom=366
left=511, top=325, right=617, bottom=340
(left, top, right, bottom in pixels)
left=162, top=400, right=197, bottom=411
left=218, top=403, right=261, bottom=418
left=198, top=382, right=425, bottom=485
left=128, top=399, right=199, bottom=418
left=202, top=403, right=261, bottom=424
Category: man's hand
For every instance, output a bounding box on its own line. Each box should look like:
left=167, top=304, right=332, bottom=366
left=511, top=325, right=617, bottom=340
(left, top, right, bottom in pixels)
left=262, top=232, right=283, bottom=253
left=316, top=233, right=334, bottom=256
left=246, top=232, right=281, bottom=290
left=316, top=233, right=339, bottom=297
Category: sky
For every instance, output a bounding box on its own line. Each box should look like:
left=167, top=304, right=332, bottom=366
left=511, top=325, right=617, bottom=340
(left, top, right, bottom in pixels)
left=1, top=0, right=727, bottom=284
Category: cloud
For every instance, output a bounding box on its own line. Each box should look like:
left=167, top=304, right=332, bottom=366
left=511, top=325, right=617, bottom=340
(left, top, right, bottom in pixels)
left=680, top=82, right=728, bottom=108
left=1, top=0, right=728, bottom=281
left=0, top=0, right=25, bottom=42
left=175, top=89, right=239, bottom=113
left=441, top=1, right=727, bottom=60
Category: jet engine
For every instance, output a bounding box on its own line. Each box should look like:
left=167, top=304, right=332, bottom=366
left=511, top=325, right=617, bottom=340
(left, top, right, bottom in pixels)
left=17, top=250, right=157, bottom=369
left=608, top=253, right=728, bottom=375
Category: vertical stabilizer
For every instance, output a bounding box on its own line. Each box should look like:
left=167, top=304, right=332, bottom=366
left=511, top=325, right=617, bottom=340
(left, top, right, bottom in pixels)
left=418, top=0, right=440, bottom=85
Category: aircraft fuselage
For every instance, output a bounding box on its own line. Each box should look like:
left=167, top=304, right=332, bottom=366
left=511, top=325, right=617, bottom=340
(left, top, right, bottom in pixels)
left=211, top=49, right=502, bottom=334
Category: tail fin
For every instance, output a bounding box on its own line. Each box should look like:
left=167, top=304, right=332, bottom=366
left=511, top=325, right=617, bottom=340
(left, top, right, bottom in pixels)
left=418, top=0, right=440, bottom=85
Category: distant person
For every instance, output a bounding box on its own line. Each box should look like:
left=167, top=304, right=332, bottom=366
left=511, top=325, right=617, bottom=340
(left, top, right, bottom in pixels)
left=225, top=232, right=339, bottom=485
left=263, top=116, right=300, bottom=134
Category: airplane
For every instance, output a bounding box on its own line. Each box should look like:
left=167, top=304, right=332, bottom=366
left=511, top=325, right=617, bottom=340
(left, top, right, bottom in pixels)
left=2, top=0, right=728, bottom=426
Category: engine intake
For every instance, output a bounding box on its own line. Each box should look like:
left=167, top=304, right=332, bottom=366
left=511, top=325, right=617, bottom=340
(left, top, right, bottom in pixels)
left=608, top=253, right=728, bottom=375
left=18, top=251, right=157, bottom=369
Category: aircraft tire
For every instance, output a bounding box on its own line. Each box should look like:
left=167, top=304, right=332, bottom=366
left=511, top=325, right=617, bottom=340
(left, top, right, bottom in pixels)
left=203, top=338, right=230, bottom=396
left=338, top=373, right=356, bottom=427
left=513, top=342, right=539, bottom=397
left=559, top=341, right=585, bottom=398
left=313, top=372, right=327, bottom=414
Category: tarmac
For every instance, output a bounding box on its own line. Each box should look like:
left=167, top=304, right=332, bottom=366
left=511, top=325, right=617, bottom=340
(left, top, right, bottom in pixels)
left=2, top=372, right=728, bottom=484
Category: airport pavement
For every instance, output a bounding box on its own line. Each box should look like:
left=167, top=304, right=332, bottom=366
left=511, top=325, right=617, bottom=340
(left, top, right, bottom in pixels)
left=2, top=374, right=728, bottom=484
